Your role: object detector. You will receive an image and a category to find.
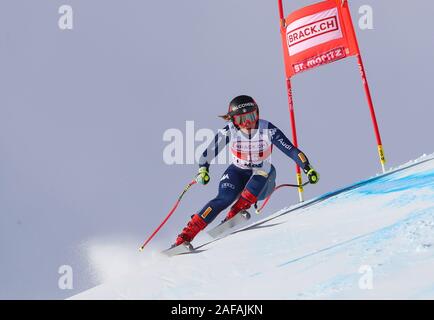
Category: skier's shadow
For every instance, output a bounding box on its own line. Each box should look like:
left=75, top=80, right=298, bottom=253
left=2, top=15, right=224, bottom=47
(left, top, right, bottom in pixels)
left=179, top=249, right=208, bottom=255
left=195, top=222, right=285, bottom=251
left=233, top=222, right=284, bottom=234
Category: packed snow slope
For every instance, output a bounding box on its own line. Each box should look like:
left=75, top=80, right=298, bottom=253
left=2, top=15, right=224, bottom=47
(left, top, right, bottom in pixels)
left=72, top=155, right=434, bottom=299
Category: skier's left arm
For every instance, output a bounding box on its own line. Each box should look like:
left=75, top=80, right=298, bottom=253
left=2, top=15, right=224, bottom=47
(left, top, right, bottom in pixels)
left=196, top=125, right=230, bottom=185
left=269, top=122, right=319, bottom=184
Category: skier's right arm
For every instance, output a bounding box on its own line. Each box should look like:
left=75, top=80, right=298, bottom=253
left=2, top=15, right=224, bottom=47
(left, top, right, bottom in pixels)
left=197, top=125, right=230, bottom=185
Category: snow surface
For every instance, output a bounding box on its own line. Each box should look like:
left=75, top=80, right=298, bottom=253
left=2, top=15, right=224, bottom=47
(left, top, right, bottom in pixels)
left=71, top=154, right=434, bottom=300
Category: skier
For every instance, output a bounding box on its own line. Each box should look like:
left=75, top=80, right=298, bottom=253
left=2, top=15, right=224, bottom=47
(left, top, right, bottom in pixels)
left=172, top=95, right=319, bottom=247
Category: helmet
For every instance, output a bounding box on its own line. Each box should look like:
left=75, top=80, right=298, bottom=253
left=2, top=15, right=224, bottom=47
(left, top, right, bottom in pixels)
left=221, top=95, right=259, bottom=129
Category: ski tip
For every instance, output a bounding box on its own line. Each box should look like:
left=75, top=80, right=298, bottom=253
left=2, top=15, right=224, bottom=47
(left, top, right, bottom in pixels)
left=138, top=246, right=144, bottom=252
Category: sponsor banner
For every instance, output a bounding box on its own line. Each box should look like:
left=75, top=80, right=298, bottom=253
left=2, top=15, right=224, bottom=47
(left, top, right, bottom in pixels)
left=293, top=47, right=346, bottom=75
left=281, top=0, right=360, bottom=77
left=286, top=8, right=342, bottom=56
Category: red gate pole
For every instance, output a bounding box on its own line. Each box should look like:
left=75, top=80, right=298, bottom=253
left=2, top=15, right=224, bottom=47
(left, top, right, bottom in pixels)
left=278, top=0, right=304, bottom=202
left=356, top=54, right=386, bottom=173
left=342, top=0, right=387, bottom=173
left=286, top=79, right=304, bottom=202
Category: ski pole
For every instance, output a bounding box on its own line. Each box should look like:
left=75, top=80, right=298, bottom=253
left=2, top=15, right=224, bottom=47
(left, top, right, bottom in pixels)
left=139, top=178, right=197, bottom=251
left=256, top=181, right=310, bottom=215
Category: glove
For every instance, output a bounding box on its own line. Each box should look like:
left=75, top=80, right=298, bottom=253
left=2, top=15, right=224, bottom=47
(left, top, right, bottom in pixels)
left=304, top=165, right=319, bottom=184
left=196, top=167, right=210, bottom=185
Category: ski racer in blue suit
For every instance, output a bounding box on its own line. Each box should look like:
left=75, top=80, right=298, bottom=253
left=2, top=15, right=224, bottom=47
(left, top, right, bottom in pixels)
left=173, top=95, right=319, bottom=247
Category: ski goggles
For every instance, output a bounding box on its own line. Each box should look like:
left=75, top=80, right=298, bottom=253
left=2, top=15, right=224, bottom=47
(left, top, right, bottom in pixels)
left=232, top=111, right=258, bottom=127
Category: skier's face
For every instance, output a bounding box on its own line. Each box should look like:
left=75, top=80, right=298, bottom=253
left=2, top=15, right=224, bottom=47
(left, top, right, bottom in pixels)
left=233, top=110, right=258, bottom=130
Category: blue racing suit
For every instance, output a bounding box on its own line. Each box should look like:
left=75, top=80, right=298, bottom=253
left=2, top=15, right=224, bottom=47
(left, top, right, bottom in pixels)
left=196, top=119, right=310, bottom=224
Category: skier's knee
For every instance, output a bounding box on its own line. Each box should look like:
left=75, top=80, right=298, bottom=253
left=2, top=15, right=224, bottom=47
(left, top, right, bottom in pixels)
left=215, top=195, right=238, bottom=210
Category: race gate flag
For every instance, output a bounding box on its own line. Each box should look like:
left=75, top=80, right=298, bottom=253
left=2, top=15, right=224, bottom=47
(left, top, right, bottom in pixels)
left=281, top=0, right=360, bottom=77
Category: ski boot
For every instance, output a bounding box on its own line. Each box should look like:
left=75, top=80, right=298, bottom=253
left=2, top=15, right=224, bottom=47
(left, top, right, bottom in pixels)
left=221, top=189, right=257, bottom=223
left=173, top=214, right=207, bottom=247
